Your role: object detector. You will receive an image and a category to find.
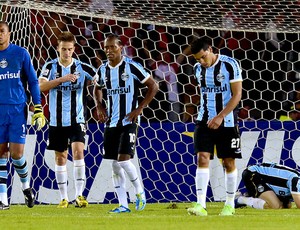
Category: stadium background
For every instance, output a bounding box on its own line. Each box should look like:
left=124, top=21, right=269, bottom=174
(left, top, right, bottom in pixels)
left=1, top=1, right=300, bottom=204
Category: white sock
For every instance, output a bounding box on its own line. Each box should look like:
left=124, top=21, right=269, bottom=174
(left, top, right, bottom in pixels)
left=225, top=168, right=238, bottom=208
left=195, top=168, right=209, bottom=208
left=112, top=160, right=128, bottom=208
left=118, top=160, right=143, bottom=194
left=0, top=192, right=8, bottom=206
left=238, top=196, right=265, bottom=209
left=73, top=159, right=85, bottom=198
left=55, top=164, right=68, bottom=201
left=0, top=158, right=8, bottom=205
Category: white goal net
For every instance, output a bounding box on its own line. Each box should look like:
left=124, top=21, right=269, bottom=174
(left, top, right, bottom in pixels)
left=1, top=0, right=300, bottom=204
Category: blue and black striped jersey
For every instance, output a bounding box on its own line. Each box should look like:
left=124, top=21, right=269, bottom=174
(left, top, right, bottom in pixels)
left=39, top=58, right=97, bottom=127
left=248, top=162, right=300, bottom=197
left=0, top=43, right=41, bottom=105
left=96, top=56, right=150, bottom=128
left=194, top=54, right=242, bottom=127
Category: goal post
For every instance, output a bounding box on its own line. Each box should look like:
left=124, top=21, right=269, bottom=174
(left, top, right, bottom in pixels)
left=1, top=1, right=300, bottom=204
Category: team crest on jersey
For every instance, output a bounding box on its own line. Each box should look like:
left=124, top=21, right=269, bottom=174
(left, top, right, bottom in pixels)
left=121, top=72, right=129, bottom=81
left=73, top=71, right=80, bottom=79
left=0, top=59, right=8, bottom=68
left=257, top=184, right=265, bottom=193
left=42, top=68, right=49, bottom=76
left=216, top=72, right=225, bottom=82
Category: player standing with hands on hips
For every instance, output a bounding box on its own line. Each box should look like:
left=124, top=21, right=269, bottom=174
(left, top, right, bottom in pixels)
left=187, top=37, right=243, bottom=216
left=0, top=21, right=46, bottom=210
left=94, top=33, right=158, bottom=213
left=39, top=31, right=97, bottom=208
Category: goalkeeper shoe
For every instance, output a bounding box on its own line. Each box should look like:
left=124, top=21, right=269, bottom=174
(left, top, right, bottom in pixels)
left=57, top=199, right=69, bottom=208
left=0, top=201, right=9, bottom=210
left=187, top=202, right=207, bottom=216
left=135, top=192, right=146, bottom=211
left=75, top=195, right=88, bottom=208
left=234, top=192, right=247, bottom=209
left=23, top=188, right=35, bottom=208
left=220, top=204, right=235, bottom=216
left=109, top=205, right=131, bottom=214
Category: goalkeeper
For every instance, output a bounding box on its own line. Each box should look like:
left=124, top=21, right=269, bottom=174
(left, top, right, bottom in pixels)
left=0, top=21, right=46, bottom=210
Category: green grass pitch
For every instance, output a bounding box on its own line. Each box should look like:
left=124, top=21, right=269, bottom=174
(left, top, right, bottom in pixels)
left=2, top=202, right=300, bottom=230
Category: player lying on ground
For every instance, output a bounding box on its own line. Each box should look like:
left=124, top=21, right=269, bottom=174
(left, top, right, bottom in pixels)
left=235, top=162, right=300, bottom=209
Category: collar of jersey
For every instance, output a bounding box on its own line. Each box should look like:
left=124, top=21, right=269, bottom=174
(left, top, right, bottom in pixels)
left=58, top=58, right=74, bottom=68
left=108, top=56, right=124, bottom=69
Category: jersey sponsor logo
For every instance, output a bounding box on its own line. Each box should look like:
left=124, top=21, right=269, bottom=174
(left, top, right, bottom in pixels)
left=201, top=84, right=228, bottom=93
left=0, top=59, right=8, bottom=68
left=54, top=84, right=81, bottom=91
left=107, top=85, right=131, bottom=96
left=0, top=70, right=20, bottom=80
left=235, top=148, right=241, bottom=154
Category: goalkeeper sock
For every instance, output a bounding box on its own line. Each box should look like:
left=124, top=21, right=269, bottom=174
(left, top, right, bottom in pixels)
left=224, top=168, right=238, bottom=208
left=12, top=156, right=29, bottom=190
left=195, top=168, right=209, bottom=208
left=112, top=160, right=128, bottom=208
left=73, top=159, right=85, bottom=198
left=55, top=164, right=68, bottom=201
left=0, top=158, right=8, bottom=205
left=118, top=160, right=144, bottom=194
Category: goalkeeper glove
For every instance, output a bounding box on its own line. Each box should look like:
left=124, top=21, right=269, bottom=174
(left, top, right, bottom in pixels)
left=31, top=104, right=46, bottom=131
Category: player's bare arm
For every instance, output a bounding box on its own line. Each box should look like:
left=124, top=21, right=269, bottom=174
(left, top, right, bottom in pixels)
left=125, top=76, right=158, bottom=122
left=292, top=193, right=300, bottom=208
left=93, top=84, right=107, bottom=123
left=39, top=73, right=77, bottom=92
left=207, top=81, right=242, bottom=129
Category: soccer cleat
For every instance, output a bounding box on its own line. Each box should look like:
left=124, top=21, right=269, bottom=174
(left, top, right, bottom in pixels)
left=75, top=195, right=88, bottom=208
left=220, top=204, right=235, bottom=216
left=57, top=199, right=69, bottom=208
left=187, top=202, right=207, bottom=216
left=0, top=201, right=9, bottom=210
left=108, top=205, right=131, bottom=214
left=234, top=192, right=247, bottom=209
left=23, top=188, right=35, bottom=208
left=135, top=192, right=146, bottom=211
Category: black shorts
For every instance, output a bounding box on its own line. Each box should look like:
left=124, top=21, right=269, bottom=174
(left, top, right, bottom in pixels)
left=193, top=121, right=242, bottom=159
left=103, top=124, right=138, bottom=160
left=47, top=124, right=86, bottom=152
left=242, top=168, right=272, bottom=198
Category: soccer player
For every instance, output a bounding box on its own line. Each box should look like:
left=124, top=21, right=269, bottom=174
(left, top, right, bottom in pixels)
left=0, top=21, right=46, bottom=210
left=187, top=37, right=243, bottom=216
left=235, top=162, right=300, bottom=209
left=39, top=31, right=97, bottom=208
left=93, top=33, right=158, bottom=213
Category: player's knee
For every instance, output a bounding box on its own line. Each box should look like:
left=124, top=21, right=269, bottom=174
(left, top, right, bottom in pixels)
left=222, top=158, right=235, bottom=172
left=197, top=152, right=210, bottom=167
left=266, top=201, right=282, bottom=209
